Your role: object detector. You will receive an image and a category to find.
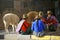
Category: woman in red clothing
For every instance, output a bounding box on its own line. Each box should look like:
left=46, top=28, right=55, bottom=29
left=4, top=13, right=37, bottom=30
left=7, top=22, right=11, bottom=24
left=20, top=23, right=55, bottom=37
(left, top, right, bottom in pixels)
left=47, top=11, right=58, bottom=31
left=19, top=14, right=31, bottom=35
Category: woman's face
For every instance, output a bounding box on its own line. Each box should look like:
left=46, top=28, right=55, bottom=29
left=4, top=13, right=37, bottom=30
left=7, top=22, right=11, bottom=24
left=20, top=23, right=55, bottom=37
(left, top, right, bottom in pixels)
left=22, top=14, right=26, bottom=18
left=47, top=11, right=52, bottom=17
left=48, top=14, right=51, bottom=17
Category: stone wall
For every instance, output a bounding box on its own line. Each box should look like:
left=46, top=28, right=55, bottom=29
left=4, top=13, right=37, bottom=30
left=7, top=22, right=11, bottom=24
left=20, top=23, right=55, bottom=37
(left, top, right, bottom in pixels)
left=0, top=0, right=56, bottom=29
left=0, top=14, right=4, bottom=30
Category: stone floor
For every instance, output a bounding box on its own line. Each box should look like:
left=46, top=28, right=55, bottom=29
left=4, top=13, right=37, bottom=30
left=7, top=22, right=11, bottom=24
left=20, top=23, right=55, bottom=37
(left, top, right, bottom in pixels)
left=0, top=29, right=60, bottom=40
left=0, top=24, right=60, bottom=40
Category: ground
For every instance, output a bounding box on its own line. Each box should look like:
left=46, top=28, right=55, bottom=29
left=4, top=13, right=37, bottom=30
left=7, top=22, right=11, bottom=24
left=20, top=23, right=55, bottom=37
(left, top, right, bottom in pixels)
left=0, top=24, right=60, bottom=40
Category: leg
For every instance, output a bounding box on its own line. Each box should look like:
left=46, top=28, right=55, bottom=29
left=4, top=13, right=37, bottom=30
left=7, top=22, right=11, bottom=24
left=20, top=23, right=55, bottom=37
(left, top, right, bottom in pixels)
left=4, top=23, right=9, bottom=33
left=46, top=26, right=49, bottom=32
left=15, top=25, right=17, bottom=32
left=3, top=21, right=9, bottom=32
left=12, top=25, right=15, bottom=32
left=14, top=23, right=18, bottom=32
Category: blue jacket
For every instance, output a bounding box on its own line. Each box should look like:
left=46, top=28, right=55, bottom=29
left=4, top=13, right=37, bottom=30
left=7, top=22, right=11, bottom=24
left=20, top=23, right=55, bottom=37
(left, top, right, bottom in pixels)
left=31, top=20, right=45, bottom=32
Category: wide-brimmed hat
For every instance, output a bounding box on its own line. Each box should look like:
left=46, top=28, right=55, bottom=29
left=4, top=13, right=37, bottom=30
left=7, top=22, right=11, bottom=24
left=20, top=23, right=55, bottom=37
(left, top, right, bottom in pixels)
left=39, top=11, right=43, bottom=17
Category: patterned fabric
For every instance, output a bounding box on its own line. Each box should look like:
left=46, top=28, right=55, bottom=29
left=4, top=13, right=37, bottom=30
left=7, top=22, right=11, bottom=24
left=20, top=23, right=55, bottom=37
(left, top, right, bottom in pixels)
left=41, top=17, right=47, bottom=24
left=16, top=20, right=25, bottom=33
left=47, top=15, right=58, bottom=31
left=21, top=20, right=31, bottom=32
left=20, top=27, right=31, bottom=35
left=16, top=19, right=31, bottom=34
left=47, top=15, right=58, bottom=25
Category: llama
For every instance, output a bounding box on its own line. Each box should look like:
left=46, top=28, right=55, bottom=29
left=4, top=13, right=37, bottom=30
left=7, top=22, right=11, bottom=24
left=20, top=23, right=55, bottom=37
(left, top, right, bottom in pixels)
left=3, top=13, right=19, bottom=33
left=27, top=11, right=38, bottom=23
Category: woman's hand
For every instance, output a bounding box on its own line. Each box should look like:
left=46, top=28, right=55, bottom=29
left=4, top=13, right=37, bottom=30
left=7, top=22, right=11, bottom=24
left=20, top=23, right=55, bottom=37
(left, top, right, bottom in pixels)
left=48, top=23, right=53, bottom=26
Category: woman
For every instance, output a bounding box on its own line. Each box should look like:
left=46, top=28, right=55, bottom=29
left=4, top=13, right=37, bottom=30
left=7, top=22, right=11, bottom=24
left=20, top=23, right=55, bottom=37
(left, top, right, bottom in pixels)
left=39, top=11, right=47, bottom=31
left=16, top=14, right=31, bottom=35
left=47, top=11, right=58, bottom=31
left=31, top=14, right=45, bottom=37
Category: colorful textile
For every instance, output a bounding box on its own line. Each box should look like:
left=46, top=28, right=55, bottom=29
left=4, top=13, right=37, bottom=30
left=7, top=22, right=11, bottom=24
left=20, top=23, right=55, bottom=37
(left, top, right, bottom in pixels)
left=47, top=15, right=58, bottom=25
left=47, top=15, right=58, bottom=31
left=31, top=20, right=45, bottom=33
left=16, top=20, right=25, bottom=33
left=21, top=20, right=31, bottom=32
left=20, top=27, right=31, bottom=35
left=41, top=17, right=47, bottom=24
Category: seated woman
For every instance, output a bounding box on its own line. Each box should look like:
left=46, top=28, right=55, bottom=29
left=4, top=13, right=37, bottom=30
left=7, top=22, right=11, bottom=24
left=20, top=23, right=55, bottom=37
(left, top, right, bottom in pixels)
left=39, top=11, right=47, bottom=30
left=31, top=14, right=45, bottom=37
left=16, top=14, right=31, bottom=35
left=47, top=11, right=58, bottom=31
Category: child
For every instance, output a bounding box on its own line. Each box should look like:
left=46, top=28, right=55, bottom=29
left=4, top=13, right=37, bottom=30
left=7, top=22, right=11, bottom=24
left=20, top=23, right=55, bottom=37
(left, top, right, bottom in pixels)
left=47, top=11, right=58, bottom=31
left=31, top=14, right=45, bottom=37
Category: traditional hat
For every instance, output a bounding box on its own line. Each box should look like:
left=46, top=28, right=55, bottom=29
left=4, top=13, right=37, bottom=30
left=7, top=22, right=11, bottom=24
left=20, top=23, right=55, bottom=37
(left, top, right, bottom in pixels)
left=47, top=11, right=52, bottom=15
left=39, top=11, right=43, bottom=17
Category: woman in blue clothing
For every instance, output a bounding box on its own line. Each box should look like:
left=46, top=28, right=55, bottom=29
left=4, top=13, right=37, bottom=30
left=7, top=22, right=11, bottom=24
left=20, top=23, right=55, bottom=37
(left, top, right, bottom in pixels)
left=31, top=13, right=45, bottom=37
